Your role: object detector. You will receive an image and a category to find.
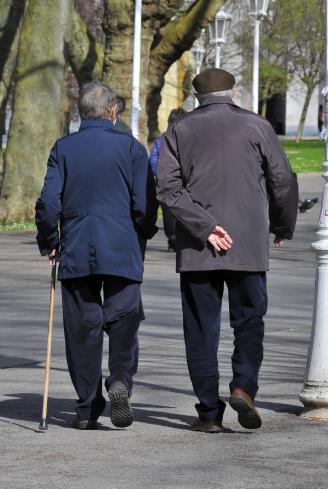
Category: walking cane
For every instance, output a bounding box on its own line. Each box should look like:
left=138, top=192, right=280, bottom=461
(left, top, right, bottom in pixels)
left=39, top=260, right=57, bottom=431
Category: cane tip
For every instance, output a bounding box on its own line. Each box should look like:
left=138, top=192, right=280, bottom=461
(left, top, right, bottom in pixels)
left=39, top=420, right=48, bottom=431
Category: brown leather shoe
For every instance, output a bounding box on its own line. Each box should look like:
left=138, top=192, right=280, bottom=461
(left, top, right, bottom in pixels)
left=191, top=419, right=223, bottom=433
left=229, top=388, right=262, bottom=430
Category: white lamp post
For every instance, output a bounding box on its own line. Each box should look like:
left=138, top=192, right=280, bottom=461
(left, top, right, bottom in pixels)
left=192, top=29, right=206, bottom=76
left=248, top=0, right=269, bottom=113
left=208, top=7, right=232, bottom=69
left=192, top=30, right=206, bottom=108
left=131, top=0, right=142, bottom=139
left=299, top=0, right=328, bottom=420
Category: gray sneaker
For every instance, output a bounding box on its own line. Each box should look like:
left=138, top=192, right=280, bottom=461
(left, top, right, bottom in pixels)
left=107, top=381, right=134, bottom=428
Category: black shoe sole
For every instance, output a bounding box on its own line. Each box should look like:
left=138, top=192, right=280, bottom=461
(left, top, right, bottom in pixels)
left=108, top=386, right=133, bottom=428
left=229, top=396, right=262, bottom=430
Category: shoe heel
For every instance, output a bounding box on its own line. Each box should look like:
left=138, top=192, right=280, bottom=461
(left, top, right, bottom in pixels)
left=229, top=396, right=262, bottom=430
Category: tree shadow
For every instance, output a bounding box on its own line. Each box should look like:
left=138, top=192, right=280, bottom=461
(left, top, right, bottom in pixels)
left=0, top=392, right=116, bottom=431
left=135, top=382, right=303, bottom=416
left=0, top=392, right=251, bottom=434
left=0, top=393, right=71, bottom=429
left=253, top=399, right=303, bottom=416
left=133, top=403, right=251, bottom=434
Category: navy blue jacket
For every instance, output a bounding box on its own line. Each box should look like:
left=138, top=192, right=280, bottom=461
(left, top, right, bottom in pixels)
left=148, top=135, right=163, bottom=176
left=35, top=118, right=158, bottom=282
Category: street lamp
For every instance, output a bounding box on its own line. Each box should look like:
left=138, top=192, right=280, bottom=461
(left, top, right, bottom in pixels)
left=299, top=0, right=328, bottom=420
left=192, top=29, right=206, bottom=76
left=248, top=0, right=269, bottom=113
left=208, top=7, right=232, bottom=68
left=192, top=29, right=205, bottom=108
left=131, top=0, right=142, bottom=139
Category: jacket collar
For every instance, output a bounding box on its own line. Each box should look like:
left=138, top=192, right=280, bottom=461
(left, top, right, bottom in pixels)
left=197, top=94, right=237, bottom=108
left=79, top=118, right=115, bottom=130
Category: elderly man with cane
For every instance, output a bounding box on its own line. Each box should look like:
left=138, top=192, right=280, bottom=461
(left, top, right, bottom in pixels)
left=35, top=81, right=157, bottom=430
left=157, top=68, right=298, bottom=433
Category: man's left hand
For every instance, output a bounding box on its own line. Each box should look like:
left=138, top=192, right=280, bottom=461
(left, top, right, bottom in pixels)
left=274, top=238, right=284, bottom=248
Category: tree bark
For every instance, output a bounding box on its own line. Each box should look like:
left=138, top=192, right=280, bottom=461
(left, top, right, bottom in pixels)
left=0, top=0, right=71, bottom=223
left=146, top=0, right=224, bottom=143
left=102, top=0, right=161, bottom=144
left=65, top=4, right=104, bottom=86
left=102, top=0, right=135, bottom=107
left=260, top=81, right=271, bottom=118
left=0, top=0, right=26, bottom=81
left=0, top=1, right=26, bottom=185
left=102, top=0, right=196, bottom=144
left=296, top=84, right=314, bottom=143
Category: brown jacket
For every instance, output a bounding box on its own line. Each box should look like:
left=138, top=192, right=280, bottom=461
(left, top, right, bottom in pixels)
left=157, top=95, right=298, bottom=272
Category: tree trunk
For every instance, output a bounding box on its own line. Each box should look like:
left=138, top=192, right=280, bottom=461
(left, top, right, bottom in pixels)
left=65, top=4, right=104, bottom=86
left=102, top=0, right=135, bottom=106
left=102, top=1, right=203, bottom=144
left=0, top=1, right=26, bottom=185
left=146, top=0, right=224, bottom=143
left=102, top=0, right=163, bottom=144
left=260, top=81, right=270, bottom=118
left=296, top=84, right=314, bottom=143
left=0, top=0, right=26, bottom=81
left=0, top=0, right=71, bottom=224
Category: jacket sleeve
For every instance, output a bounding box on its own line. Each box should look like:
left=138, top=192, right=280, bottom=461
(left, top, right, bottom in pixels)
left=35, top=143, right=63, bottom=255
left=131, top=139, right=158, bottom=239
left=148, top=136, right=163, bottom=177
left=262, top=121, right=299, bottom=240
left=157, top=124, right=217, bottom=244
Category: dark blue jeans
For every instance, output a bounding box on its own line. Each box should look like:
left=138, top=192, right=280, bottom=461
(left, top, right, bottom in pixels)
left=61, top=275, right=143, bottom=421
left=180, top=271, right=267, bottom=422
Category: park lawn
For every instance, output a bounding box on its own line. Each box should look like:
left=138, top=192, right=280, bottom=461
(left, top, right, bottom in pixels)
left=0, top=221, right=36, bottom=232
left=282, top=139, right=324, bottom=173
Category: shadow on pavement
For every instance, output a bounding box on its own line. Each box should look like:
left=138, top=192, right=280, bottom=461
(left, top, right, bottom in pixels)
left=254, top=399, right=303, bottom=416
left=0, top=393, right=75, bottom=428
left=0, top=354, right=41, bottom=369
left=135, top=381, right=303, bottom=416
left=0, top=393, right=249, bottom=434
left=132, top=403, right=252, bottom=434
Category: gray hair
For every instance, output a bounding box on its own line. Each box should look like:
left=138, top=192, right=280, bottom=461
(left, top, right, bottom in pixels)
left=196, top=89, right=233, bottom=104
left=78, top=81, right=116, bottom=120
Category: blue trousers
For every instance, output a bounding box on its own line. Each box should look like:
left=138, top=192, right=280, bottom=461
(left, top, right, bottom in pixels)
left=180, top=271, right=267, bottom=422
left=61, top=275, right=143, bottom=420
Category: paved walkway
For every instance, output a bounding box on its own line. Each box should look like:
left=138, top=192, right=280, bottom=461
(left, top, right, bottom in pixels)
left=0, top=174, right=327, bottom=489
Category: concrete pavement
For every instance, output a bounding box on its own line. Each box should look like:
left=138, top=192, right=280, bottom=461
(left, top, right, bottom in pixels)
left=0, top=173, right=327, bottom=489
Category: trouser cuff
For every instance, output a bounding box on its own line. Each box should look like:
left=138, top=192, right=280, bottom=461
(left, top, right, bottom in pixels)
left=75, top=396, right=107, bottom=421
left=196, top=398, right=226, bottom=422
left=229, top=380, right=258, bottom=400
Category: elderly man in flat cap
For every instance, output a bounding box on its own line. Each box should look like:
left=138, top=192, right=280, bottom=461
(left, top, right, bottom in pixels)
left=157, top=68, right=298, bottom=432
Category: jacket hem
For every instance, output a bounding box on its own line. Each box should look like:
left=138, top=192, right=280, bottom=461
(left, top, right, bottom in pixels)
left=177, top=263, right=269, bottom=273
left=58, top=270, right=143, bottom=282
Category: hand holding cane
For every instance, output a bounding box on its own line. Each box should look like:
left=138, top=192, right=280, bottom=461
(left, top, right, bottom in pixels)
left=39, top=257, right=57, bottom=431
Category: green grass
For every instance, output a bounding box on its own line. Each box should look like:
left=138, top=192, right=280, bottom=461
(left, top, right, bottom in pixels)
left=282, top=139, right=324, bottom=173
left=0, top=221, right=36, bottom=232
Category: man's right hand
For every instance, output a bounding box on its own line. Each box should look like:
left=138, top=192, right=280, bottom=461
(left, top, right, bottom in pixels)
left=208, top=226, right=233, bottom=253
left=48, top=249, right=59, bottom=266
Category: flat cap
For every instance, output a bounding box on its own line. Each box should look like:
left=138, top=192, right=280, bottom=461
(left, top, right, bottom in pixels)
left=192, top=68, right=235, bottom=94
